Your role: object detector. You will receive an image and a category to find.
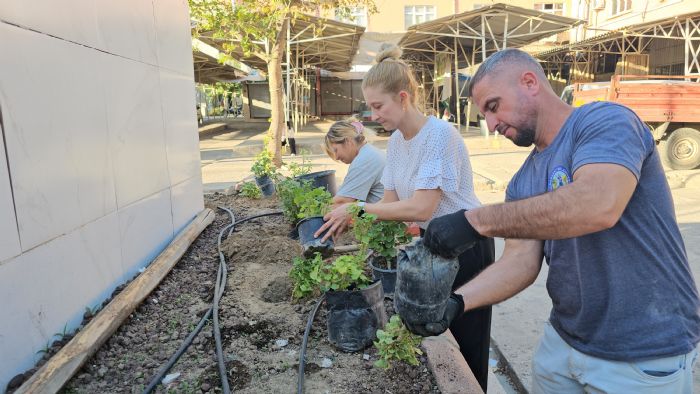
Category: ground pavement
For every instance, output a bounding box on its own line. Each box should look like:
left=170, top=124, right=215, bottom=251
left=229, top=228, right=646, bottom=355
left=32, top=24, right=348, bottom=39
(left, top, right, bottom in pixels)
left=199, top=118, right=700, bottom=393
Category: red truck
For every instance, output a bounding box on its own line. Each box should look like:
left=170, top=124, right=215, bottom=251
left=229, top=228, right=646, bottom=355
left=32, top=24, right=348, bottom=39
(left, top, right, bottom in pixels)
left=565, top=75, right=700, bottom=170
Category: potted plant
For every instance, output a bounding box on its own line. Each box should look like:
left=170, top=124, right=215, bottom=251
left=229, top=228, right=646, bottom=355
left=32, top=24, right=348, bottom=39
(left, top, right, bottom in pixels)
left=349, top=205, right=412, bottom=296
left=295, top=186, right=333, bottom=257
left=250, top=148, right=276, bottom=197
left=311, top=253, right=387, bottom=352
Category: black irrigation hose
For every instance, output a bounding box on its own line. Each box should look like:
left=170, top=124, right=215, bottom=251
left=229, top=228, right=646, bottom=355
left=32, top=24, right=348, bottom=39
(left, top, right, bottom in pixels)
left=297, top=295, right=326, bottom=394
left=141, top=208, right=282, bottom=394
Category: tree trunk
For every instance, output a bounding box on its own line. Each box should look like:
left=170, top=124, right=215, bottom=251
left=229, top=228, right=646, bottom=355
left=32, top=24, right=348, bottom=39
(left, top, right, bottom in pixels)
left=267, top=18, right=289, bottom=167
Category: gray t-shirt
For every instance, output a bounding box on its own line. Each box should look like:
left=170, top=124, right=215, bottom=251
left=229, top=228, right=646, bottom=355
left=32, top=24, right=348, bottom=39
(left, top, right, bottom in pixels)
left=337, top=144, right=385, bottom=203
left=506, top=101, right=700, bottom=361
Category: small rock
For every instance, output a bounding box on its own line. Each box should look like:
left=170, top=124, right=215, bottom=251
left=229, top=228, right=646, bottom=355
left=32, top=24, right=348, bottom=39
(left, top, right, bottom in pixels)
left=201, top=382, right=211, bottom=392
left=150, top=298, right=158, bottom=304
left=362, top=354, right=370, bottom=361
left=275, top=339, right=289, bottom=348
left=320, top=357, right=333, bottom=368
left=161, top=372, right=180, bottom=385
left=97, top=366, right=108, bottom=377
left=224, top=185, right=237, bottom=196
left=160, top=335, right=169, bottom=342
left=170, top=331, right=179, bottom=340
left=117, top=363, right=125, bottom=370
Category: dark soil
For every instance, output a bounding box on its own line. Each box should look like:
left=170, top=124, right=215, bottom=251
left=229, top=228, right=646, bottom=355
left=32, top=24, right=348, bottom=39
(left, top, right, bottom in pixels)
left=15, top=193, right=440, bottom=394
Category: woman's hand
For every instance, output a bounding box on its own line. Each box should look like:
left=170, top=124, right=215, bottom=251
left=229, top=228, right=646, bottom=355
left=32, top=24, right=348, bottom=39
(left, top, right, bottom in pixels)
left=314, top=203, right=352, bottom=242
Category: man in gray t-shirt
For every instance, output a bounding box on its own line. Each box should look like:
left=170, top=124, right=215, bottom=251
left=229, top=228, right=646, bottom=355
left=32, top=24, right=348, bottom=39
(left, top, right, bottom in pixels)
left=415, top=49, right=700, bottom=393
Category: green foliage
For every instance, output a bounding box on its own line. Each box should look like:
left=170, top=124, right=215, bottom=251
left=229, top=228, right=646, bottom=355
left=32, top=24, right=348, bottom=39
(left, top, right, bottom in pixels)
left=311, top=253, right=370, bottom=292
left=276, top=177, right=304, bottom=223
left=190, top=0, right=378, bottom=61
left=373, top=315, right=423, bottom=369
left=284, top=150, right=313, bottom=177
left=294, top=186, right=331, bottom=219
left=251, top=149, right=276, bottom=178
left=348, top=205, right=412, bottom=269
left=290, top=253, right=324, bottom=299
left=239, top=181, right=262, bottom=199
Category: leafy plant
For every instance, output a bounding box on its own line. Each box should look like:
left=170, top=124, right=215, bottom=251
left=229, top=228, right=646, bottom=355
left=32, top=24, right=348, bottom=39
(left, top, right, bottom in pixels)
left=311, top=253, right=370, bottom=292
left=374, top=315, right=423, bottom=369
left=294, top=186, right=331, bottom=219
left=239, top=181, right=262, bottom=199
left=348, top=205, right=412, bottom=269
left=290, top=253, right=323, bottom=299
left=276, top=177, right=308, bottom=223
left=284, top=150, right=312, bottom=177
left=251, top=148, right=276, bottom=178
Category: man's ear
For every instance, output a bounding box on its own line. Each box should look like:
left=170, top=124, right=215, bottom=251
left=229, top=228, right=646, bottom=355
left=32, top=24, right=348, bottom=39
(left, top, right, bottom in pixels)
left=521, top=71, right=539, bottom=93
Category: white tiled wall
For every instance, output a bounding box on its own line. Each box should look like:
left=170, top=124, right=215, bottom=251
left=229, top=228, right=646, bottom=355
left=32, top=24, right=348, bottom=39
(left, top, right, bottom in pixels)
left=0, top=123, right=21, bottom=262
left=0, top=22, right=116, bottom=251
left=0, top=1, right=203, bottom=390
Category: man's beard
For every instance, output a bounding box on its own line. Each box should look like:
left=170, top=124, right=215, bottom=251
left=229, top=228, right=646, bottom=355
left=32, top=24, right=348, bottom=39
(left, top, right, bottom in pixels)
left=512, top=126, right=535, bottom=147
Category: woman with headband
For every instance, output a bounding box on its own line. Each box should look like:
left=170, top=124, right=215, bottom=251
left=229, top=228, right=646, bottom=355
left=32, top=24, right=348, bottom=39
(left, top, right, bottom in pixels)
left=322, top=119, right=385, bottom=206
left=315, top=44, right=494, bottom=391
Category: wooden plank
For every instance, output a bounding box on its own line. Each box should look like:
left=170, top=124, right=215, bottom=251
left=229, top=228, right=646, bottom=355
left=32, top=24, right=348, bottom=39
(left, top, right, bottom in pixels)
left=14, top=208, right=216, bottom=394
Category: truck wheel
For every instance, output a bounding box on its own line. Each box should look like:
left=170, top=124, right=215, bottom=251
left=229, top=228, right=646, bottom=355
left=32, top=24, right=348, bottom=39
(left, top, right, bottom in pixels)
left=662, top=127, right=700, bottom=170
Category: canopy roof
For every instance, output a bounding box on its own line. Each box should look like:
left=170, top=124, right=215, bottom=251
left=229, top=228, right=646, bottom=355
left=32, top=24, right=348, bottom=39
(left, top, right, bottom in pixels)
left=400, top=3, right=584, bottom=68
left=537, top=10, right=700, bottom=59
left=196, top=14, right=364, bottom=75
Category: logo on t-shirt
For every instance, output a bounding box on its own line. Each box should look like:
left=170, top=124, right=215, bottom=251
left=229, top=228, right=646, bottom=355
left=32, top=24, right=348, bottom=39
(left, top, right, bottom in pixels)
left=548, top=166, right=571, bottom=191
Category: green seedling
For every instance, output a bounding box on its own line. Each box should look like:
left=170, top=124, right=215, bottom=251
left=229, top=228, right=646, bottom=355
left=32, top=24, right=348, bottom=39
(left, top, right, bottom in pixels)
left=374, top=315, right=423, bottom=369
left=349, top=205, right=412, bottom=270
left=295, top=186, right=331, bottom=219
left=239, top=181, right=262, bottom=199
left=311, top=253, right=370, bottom=292
left=251, top=148, right=276, bottom=178
left=290, top=253, right=323, bottom=299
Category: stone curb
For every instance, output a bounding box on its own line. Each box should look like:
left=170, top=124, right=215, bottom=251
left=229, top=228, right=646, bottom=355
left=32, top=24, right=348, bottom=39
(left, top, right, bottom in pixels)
left=422, top=330, right=483, bottom=394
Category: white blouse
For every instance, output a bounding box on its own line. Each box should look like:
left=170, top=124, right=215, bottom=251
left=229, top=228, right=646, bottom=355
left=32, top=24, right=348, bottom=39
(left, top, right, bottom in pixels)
left=381, top=116, right=481, bottom=229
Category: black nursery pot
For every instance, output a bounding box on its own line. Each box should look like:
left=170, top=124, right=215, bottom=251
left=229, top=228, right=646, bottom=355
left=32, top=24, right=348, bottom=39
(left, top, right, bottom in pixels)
left=368, top=255, right=397, bottom=297
left=254, top=175, right=275, bottom=197
left=296, top=216, right=334, bottom=258
left=394, top=240, right=459, bottom=326
left=325, top=280, right=387, bottom=352
left=295, top=170, right=338, bottom=196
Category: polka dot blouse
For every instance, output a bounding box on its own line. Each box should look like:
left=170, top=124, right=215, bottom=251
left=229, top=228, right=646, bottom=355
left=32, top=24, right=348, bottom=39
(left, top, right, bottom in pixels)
left=381, top=116, right=481, bottom=229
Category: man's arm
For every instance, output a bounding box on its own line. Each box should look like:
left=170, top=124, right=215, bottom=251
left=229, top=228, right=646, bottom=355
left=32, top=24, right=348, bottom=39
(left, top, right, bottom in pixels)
left=469, top=163, right=638, bottom=240
left=456, top=238, right=544, bottom=312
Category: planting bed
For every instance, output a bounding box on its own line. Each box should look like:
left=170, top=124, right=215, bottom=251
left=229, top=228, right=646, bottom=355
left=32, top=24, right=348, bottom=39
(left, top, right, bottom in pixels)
left=39, top=193, right=440, bottom=393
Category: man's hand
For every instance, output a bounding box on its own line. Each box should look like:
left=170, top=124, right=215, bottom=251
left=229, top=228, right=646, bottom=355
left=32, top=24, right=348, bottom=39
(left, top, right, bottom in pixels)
left=403, top=294, right=465, bottom=337
left=423, top=209, right=484, bottom=259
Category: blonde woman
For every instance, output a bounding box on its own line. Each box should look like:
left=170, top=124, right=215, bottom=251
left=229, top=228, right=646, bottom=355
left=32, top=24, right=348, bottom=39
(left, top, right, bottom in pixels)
left=315, top=45, right=495, bottom=391
left=323, top=119, right=385, bottom=205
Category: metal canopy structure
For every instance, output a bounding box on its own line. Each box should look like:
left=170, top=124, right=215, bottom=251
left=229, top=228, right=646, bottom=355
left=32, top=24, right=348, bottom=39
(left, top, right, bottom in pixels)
left=398, top=3, right=583, bottom=127
left=536, top=11, right=700, bottom=82
left=195, top=15, right=363, bottom=125
left=192, top=38, right=255, bottom=84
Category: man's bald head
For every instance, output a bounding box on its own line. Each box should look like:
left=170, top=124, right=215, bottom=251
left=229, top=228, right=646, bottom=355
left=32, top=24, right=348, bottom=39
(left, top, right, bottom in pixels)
left=468, top=48, right=548, bottom=98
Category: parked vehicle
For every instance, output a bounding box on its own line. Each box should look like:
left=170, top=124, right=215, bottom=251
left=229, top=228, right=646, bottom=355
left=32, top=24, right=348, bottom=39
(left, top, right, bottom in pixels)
left=564, top=75, right=700, bottom=170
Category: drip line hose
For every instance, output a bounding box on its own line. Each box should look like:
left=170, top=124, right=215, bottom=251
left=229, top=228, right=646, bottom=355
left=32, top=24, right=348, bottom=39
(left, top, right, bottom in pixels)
left=141, top=209, right=282, bottom=394
left=297, top=295, right=325, bottom=394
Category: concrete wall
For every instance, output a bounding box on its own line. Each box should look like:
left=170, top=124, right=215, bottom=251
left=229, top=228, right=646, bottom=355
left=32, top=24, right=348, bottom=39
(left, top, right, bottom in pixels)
left=0, top=0, right=203, bottom=390
left=580, top=0, right=700, bottom=37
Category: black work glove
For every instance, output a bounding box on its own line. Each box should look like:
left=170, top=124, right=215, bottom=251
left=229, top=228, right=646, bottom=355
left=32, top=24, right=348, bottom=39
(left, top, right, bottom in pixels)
left=403, top=294, right=465, bottom=337
left=423, top=209, right=484, bottom=259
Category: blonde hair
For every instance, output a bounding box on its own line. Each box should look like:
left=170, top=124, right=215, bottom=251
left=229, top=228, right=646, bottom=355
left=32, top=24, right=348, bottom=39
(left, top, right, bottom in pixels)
left=322, top=117, right=375, bottom=160
left=362, top=44, right=420, bottom=107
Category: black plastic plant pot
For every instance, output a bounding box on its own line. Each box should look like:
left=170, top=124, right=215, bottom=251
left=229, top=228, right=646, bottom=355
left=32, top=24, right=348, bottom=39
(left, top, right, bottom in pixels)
left=254, top=175, right=275, bottom=197
left=394, top=240, right=459, bottom=326
left=296, top=216, right=334, bottom=258
left=368, top=255, right=397, bottom=297
left=295, top=170, right=338, bottom=196
left=325, top=280, right=387, bottom=352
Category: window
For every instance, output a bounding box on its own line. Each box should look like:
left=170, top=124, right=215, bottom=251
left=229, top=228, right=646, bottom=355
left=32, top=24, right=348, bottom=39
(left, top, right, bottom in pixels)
left=534, top=3, right=564, bottom=15
left=335, top=7, right=367, bottom=27
left=404, top=6, right=436, bottom=29
left=610, top=0, right=631, bottom=15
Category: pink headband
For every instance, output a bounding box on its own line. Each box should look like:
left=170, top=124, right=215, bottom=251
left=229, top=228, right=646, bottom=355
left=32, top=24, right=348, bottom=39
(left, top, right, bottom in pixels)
left=350, top=121, right=363, bottom=134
